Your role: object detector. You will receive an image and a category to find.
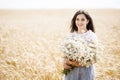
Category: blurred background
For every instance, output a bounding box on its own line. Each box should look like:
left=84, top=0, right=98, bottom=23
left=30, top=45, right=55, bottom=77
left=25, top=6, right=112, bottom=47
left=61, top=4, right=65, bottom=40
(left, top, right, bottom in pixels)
left=0, top=0, right=120, bottom=80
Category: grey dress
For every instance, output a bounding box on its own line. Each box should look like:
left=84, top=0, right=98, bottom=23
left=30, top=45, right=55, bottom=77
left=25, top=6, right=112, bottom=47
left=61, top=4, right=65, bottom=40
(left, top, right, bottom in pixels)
left=63, top=30, right=98, bottom=80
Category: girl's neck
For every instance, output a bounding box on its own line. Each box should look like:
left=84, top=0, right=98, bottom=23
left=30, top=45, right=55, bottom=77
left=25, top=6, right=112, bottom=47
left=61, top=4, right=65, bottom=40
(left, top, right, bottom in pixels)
left=77, top=29, right=87, bottom=34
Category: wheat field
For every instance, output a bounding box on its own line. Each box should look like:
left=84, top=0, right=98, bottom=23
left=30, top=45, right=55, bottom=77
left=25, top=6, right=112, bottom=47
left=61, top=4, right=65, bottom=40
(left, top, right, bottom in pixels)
left=0, top=9, right=120, bottom=80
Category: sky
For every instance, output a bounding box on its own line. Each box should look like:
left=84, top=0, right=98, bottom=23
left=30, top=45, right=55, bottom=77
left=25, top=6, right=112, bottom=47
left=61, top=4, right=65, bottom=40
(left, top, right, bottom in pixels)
left=0, top=0, right=120, bottom=9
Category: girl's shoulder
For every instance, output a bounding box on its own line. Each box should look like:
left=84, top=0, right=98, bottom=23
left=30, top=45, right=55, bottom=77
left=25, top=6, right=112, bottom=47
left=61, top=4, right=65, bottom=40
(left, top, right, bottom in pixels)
left=65, top=32, right=75, bottom=39
left=88, top=30, right=97, bottom=39
left=86, top=30, right=98, bottom=42
left=76, top=30, right=98, bottom=42
left=64, top=30, right=98, bottom=41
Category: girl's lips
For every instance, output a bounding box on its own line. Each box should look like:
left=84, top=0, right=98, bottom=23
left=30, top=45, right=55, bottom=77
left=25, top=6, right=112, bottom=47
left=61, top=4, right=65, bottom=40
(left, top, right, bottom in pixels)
left=77, top=24, right=83, bottom=27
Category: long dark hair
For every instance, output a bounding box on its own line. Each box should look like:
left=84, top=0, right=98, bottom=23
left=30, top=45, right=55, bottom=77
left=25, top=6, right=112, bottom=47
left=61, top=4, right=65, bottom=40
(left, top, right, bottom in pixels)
left=70, top=10, right=95, bottom=33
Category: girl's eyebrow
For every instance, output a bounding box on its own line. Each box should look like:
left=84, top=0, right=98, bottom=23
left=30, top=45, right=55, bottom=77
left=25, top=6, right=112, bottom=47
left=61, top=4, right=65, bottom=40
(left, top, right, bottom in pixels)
left=81, top=18, right=85, bottom=20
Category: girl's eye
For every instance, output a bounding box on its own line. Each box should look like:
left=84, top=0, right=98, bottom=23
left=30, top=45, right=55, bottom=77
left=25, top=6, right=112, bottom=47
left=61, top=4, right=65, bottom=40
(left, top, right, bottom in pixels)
left=76, top=18, right=79, bottom=21
left=81, top=18, right=85, bottom=21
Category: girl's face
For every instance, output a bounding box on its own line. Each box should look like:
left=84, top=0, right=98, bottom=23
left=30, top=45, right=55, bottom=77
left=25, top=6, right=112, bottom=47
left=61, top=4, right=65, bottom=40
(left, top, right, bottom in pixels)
left=75, top=14, right=89, bottom=30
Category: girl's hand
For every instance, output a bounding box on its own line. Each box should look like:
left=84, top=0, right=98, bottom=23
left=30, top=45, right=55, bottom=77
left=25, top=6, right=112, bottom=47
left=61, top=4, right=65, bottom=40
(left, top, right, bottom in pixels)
left=63, top=63, right=71, bottom=69
left=63, top=58, right=72, bottom=69
left=67, top=60, right=80, bottom=67
left=66, top=59, right=80, bottom=67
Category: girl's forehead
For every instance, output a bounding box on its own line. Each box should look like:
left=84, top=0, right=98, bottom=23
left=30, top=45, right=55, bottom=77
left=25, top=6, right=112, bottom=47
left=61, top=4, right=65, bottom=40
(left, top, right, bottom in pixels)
left=76, top=14, right=86, bottom=18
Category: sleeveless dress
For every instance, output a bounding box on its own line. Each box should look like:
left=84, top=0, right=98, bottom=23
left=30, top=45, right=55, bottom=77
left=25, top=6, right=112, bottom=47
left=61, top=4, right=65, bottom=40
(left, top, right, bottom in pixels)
left=63, top=30, right=98, bottom=80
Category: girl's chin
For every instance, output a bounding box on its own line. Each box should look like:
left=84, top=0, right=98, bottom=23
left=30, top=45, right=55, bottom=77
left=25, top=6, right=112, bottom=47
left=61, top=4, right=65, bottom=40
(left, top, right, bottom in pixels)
left=77, top=26, right=84, bottom=28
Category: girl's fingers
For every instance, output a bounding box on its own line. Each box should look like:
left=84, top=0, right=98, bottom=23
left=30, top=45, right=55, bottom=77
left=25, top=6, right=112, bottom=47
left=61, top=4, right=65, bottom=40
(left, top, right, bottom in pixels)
left=64, top=59, right=80, bottom=66
left=65, top=59, right=71, bottom=64
left=63, top=64, right=71, bottom=69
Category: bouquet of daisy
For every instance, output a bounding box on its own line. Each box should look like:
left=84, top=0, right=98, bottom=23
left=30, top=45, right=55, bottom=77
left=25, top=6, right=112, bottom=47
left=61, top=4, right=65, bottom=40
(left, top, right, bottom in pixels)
left=60, top=36, right=98, bottom=75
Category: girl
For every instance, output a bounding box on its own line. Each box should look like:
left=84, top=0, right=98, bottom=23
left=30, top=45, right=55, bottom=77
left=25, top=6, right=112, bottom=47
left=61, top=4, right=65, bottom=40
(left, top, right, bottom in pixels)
left=63, top=10, right=98, bottom=80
